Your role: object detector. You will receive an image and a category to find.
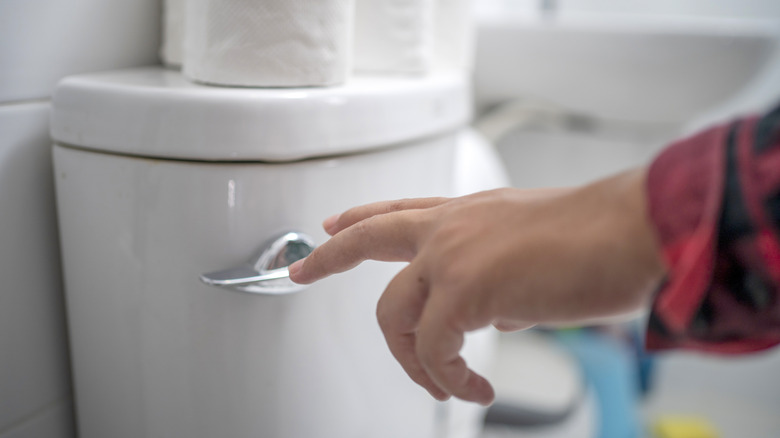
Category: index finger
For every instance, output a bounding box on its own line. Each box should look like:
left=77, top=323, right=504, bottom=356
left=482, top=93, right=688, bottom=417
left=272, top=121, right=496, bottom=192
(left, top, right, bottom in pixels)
left=289, top=210, right=425, bottom=284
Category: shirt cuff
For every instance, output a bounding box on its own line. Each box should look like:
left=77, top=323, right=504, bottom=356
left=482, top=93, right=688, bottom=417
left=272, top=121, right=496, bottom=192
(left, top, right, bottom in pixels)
left=645, top=112, right=780, bottom=354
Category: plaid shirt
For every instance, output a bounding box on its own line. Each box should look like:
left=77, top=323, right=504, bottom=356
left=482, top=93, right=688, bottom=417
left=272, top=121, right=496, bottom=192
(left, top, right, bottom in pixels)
left=646, top=103, right=780, bottom=353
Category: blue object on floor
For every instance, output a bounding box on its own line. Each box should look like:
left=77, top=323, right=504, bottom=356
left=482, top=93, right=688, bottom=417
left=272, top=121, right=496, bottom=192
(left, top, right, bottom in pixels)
left=556, top=330, right=641, bottom=438
left=629, top=324, right=656, bottom=396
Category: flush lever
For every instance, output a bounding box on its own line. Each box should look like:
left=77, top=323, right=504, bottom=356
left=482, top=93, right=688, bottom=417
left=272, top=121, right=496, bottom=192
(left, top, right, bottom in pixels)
left=199, top=231, right=316, bottom=295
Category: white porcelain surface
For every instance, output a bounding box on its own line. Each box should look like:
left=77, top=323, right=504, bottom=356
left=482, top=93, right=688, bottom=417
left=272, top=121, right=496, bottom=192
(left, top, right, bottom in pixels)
left=0, top=103, right=74, bottom=436
left=453, top=129, right=511, bottom=195
left=53, top=133, right=489, bottom=438
left=0, top=0, right=160, bottom=103
left=491, top=333, right=582, bottom=414
left=444, top=129, right=510, bottom=438
left=51, top=68, right=471, bottom=161
left=480, top=391, right=597, bottom=438
left=478, top=0, right=780, bottom=19
left=495, top=121, right=673, bottom=188
left=478, top=332, right=595, bottom=438
left=474, top=11, right=779, bottom=122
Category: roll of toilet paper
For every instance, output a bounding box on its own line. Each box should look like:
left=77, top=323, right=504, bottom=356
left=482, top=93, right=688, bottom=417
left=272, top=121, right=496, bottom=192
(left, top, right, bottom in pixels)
left=432, top=0, right=475, bottom=72
left=184, top=0, right=354, bottom=87
left=160, top=0, right=185, bottom=67
left=353, top=0, right=435, bottom=74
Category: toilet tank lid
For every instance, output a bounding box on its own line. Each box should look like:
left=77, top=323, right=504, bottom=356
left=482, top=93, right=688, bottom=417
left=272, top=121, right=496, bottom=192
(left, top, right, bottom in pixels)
left=50, top=67, right=470, bottom=161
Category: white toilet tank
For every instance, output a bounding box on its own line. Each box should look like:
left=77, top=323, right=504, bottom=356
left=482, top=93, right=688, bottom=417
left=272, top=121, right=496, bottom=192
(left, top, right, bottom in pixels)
left=51, top=67, right=501, bottom=438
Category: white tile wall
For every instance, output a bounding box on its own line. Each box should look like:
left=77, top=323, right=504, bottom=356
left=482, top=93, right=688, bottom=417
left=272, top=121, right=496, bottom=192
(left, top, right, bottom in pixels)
left=0, top=103, right=73, bottom=437
left=0, top=0, right=161, bottom=103
left=0, top=1, right=161, bottom=436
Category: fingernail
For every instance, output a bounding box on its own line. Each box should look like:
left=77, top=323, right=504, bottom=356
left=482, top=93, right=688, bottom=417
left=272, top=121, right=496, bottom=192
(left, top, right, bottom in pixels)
left=476, top=384, right=496, bottom=407
left=432, top=391, right=451, bottom=402
left=477, top=395, right=495, bottom=407
left=287, top=259, right=304, bottom=281
left=322, top=214, right=341, bottom=235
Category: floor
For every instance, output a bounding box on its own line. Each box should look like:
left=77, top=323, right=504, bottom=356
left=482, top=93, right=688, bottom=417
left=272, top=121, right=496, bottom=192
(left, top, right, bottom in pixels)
left=479, top=331, right=780, bottom=438
left=640, top=348, right=780, bottom=437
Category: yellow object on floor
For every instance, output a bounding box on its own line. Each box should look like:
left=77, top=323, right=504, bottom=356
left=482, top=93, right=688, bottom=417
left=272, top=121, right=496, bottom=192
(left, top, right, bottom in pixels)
left=652, top=416, right=719, bottom=438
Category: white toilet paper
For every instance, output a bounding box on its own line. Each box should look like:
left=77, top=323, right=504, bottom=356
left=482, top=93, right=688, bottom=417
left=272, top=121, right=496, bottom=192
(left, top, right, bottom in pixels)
left=432, top=0, right=475, bottom=72
left=353, top=0, right=435, bottom=74
left=184, top=0, right=354, bottom=87
left=161, top=0, right=185, bottom=67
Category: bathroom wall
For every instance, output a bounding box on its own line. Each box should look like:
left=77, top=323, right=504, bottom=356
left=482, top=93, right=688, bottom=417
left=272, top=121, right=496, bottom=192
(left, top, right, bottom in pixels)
left=0, top=2, right=161, bottom=437
left=482, top=0, right=780, bottom=19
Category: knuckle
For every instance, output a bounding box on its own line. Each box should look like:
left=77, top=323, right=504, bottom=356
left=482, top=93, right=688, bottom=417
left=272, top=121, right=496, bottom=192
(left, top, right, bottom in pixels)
left=386, top=199, right=407, bottom=214
left=395, top=212, right=427, bottom=257
left=351, top=218, right=370, bottom=236
left=416, top=343, right=436, bottom=368
left=348, top=218, right=375, bottom=249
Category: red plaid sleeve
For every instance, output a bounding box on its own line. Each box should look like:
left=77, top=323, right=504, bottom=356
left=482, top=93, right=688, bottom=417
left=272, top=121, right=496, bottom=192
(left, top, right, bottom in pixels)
left=645, top=103, right=780, bottom=354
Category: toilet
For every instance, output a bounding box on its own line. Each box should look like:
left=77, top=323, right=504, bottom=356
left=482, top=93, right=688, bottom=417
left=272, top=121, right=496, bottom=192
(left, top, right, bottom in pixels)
left=51, top=67, right=506, bottom=438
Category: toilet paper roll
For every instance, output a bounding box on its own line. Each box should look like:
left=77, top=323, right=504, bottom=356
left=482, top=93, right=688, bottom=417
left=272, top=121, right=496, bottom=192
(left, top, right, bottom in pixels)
left=160, top=0, right=185, bottom=67
left=432, top=0, right=475, bottom=72
left=353, top=0, right=435, bottom=74
left=184, top=0, right=354, bottom=87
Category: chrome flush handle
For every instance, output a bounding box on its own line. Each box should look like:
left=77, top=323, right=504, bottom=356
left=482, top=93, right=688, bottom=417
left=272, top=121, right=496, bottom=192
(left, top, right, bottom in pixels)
left=199, top=231, right=316, bottom=295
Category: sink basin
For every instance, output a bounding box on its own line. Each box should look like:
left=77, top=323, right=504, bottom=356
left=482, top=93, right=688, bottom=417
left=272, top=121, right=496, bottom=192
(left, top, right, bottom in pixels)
left=474, top=12, right=780, bottom=122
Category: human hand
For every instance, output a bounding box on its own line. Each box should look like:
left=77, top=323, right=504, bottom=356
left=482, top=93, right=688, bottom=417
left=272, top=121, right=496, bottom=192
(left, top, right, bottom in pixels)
left=288, top=168, right=666, bottom=405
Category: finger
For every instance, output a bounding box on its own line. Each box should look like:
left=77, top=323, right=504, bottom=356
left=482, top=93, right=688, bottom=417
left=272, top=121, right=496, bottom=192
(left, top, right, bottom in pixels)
left=289, top=210, right=424, bottom=284
left=376, top=264, right=449, bottom=401
left=416, top=288, right=495, bottom=406
left=492, top=319, right=536, bottom=333
left=324, top=197, right=449, bottom=235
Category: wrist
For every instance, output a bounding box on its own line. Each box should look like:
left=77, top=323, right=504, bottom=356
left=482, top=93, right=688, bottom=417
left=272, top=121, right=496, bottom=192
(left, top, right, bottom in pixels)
left=580, top=167, right=667, bottom=308
left=612, top=167, right=667, bottom=291
left=626, top=167, right=667, bottom=281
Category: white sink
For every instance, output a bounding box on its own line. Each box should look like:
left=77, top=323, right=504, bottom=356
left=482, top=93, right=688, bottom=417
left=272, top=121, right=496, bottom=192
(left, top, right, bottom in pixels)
left=474, top=12, right=780, bottom=123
